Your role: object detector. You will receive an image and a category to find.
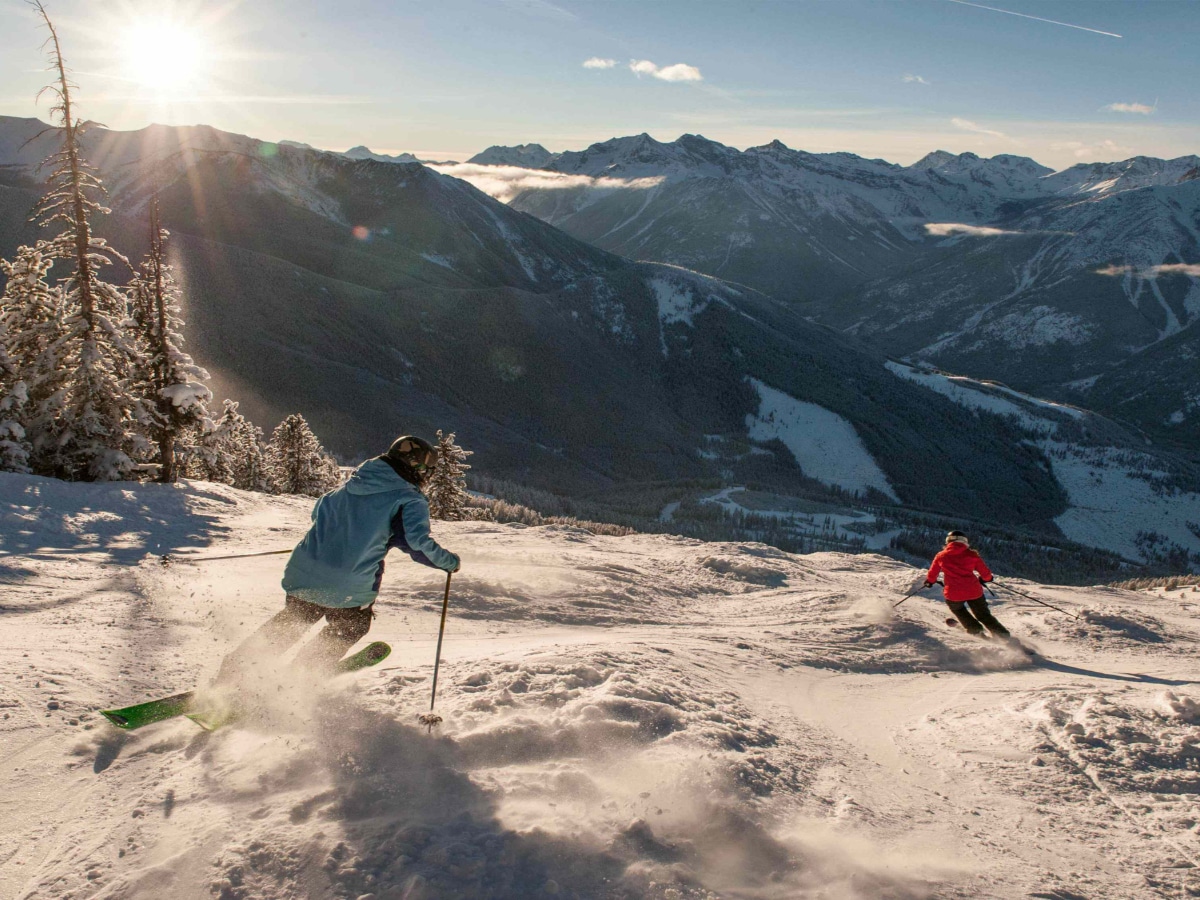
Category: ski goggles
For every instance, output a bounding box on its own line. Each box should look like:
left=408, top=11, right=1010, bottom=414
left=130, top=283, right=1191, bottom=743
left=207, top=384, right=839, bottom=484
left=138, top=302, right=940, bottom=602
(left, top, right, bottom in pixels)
left=396, top=440, right=437, bottom=472
left=413, top=451, right=436, bottom=473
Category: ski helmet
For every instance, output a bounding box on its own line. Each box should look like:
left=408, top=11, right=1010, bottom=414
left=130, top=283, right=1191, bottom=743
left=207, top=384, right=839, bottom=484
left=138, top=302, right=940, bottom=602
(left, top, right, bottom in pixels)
left=946, top=530, right=969, bottom=545
left=386, top=435, right=438, bottom=474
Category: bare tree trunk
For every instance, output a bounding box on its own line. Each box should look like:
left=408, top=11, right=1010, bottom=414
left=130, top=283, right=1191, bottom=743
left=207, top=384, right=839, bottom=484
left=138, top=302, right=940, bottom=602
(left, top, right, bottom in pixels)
left=149, top=199, right=176, bottom=482
left=35, top=2, right=97, bottom=335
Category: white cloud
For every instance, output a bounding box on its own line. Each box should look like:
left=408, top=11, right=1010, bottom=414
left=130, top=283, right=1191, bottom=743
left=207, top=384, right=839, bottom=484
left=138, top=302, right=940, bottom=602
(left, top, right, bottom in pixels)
left=903, top=74, right=930, bottom=85
left=582, top=57, right=617, bottom=69
left=430, top=163, right=665, bottom=203
left=629, top=59, right=703, bottom=82
left=1154, top=263, right=1200, bottom=277
left=656, top=63, right=704, bottom=82
left=925, top=223, right=1020, bottom=237
left=1096, top=263, right=1200, bottom=278
left=951, top=117, right=1007, bottom=139
left=1104, top=102, right=1155, bottom=115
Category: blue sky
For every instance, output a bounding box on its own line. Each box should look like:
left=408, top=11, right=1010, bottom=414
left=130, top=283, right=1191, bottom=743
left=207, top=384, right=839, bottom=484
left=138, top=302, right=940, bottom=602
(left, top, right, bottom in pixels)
left=0, top=0, right=1196, bottom=169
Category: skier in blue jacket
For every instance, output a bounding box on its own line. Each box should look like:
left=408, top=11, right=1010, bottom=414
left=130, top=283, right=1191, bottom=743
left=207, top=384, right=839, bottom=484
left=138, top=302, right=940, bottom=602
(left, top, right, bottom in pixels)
left=219, top=436, right=460, bottom=678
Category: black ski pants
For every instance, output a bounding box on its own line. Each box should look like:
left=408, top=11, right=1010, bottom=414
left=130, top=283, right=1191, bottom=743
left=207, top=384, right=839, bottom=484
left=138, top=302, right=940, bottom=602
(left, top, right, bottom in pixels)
left=947, top=596, right=1010, bottom=638
left=219, top=596, right=373, bottom=680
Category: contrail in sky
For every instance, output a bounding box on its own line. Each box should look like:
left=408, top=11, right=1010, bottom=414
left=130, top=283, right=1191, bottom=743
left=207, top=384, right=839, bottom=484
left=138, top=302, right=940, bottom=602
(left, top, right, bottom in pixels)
left=945, top=0, right=1123, bottom=38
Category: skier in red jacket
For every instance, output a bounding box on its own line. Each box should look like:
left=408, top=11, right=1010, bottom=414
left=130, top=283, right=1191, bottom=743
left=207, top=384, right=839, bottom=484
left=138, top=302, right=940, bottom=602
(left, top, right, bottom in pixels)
left=924, top=531, right=1011, bottom=640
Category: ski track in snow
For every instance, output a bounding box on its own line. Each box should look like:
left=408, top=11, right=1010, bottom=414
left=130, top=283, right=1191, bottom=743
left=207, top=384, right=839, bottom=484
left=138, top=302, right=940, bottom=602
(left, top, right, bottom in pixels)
left=2, top=474, right=1199, bottom=899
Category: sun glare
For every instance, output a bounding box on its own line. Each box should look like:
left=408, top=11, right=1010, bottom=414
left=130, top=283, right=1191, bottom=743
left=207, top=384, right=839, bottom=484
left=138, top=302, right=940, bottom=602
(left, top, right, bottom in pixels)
left=119, top=21, right=210, bottom=92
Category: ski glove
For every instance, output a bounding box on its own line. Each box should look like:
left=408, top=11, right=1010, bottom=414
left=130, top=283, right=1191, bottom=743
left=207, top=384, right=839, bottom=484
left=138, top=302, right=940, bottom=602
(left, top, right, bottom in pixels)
left=923, top=581, right=936, bottom=589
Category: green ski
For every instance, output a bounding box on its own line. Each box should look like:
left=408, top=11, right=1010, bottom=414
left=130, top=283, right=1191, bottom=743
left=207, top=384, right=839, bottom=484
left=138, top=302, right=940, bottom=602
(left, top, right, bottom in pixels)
left=338, top=639, right=392, bottom=672
left=101, top=642, right=392, bottom=732
left=101, top=691, right=197, bottom=730
left=186, top=641, right=393, bottom=731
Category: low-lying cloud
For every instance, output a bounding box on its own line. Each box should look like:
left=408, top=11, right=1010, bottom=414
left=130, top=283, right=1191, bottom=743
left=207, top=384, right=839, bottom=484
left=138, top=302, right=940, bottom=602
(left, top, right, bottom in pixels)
left=903, top=74, right=930, bottom=85
left=1104, top=102, right=1155, bottom=115
left=925, top=222, right=1021, bottom=237
left=1096, top=262, right=1200, bottom=278
left=629, top=59, right=703, bottom=82
left=582, top=57, right=617, bottom=69
left=430, top=163, right=665, bottom=203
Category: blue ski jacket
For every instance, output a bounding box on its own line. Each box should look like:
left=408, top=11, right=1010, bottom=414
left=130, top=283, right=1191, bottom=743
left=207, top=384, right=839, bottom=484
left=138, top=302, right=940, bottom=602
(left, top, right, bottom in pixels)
left=281, top=457, right=460, bottom=608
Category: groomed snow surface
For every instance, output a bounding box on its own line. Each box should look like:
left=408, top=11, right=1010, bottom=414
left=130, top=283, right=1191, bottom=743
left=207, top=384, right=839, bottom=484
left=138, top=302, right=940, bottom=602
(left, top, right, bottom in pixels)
left=2, top=474, right=1199, bottom=899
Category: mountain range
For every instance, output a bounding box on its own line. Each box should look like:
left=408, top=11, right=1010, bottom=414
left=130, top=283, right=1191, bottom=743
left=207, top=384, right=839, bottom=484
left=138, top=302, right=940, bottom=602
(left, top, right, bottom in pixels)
left=472, top=133, right=1199, bottom=448
left=1, top=115, right=1198, bottom=565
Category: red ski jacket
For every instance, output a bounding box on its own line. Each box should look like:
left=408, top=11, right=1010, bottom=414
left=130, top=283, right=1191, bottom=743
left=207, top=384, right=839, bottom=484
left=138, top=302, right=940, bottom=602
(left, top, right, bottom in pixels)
left=927, top=542, right=993, bottom=602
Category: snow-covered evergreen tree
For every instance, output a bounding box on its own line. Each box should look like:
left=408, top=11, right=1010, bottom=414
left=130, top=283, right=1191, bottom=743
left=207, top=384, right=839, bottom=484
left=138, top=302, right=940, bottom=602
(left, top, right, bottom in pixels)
left=426, top=429, right=473, bottom=520
left=0, top=333, right=29, bottom=473
left=127, top=199, right=212, bottom=481
left=0, top=243, right=64, bottom=473
left=28, top=3, right=147, bottom=480
left=190, top=399, right=267, bottom=491
left=264, top=413, right=341, bottom=497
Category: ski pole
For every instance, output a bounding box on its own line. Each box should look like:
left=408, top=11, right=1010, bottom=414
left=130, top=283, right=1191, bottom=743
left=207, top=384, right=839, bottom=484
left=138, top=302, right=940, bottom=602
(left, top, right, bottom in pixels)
left=894, top=582, right=933, bottom=609
left=418, top=571, right=452, bottom=733
left=994, top=581, right=1082, bottom=620
left=159, top=548, right=293, bottom=567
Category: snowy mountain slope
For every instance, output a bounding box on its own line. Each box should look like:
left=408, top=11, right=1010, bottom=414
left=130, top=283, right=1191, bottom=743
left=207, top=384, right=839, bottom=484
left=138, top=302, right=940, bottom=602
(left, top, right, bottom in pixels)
left=1082, top=319, right=1200, bottom=447
left=468, top=133, right=1199, bottom=446
left=3, top=474, right=1200, bottom=899
left=12, top=116, right=1189, bottom=432
left=497, top=133, right=1198, bottom=304
left=0, top=117, right=1070, bottom=532
left=831, top=178, right=1200, bottom=444
left=745, top=379, right=899, bottom=502
left=1042, top=154, right=1200, bottom=197
left=494, top=134, right=1064, bottom=304
left=887, top=362, right=1200, bottom=562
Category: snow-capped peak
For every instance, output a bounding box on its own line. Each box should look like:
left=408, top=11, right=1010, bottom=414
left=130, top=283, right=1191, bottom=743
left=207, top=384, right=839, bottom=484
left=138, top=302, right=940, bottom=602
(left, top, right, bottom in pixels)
left=909, top=149, right=959, bottom=171
left=1043, top=154, right=1200, bottom=196
left=468, top=143, right=558, bottom=169
left=342, top=145, right=421, bottom=164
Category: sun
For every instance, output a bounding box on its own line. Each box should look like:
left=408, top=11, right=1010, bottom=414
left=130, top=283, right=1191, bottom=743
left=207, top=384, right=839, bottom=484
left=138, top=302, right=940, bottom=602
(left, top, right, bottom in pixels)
left=118, top=20, right=210, bottom=93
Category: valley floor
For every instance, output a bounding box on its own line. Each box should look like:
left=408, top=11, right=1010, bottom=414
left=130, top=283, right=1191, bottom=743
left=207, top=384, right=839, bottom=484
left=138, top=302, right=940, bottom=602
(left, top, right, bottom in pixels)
left=1, top=474, right=1198, bottom=899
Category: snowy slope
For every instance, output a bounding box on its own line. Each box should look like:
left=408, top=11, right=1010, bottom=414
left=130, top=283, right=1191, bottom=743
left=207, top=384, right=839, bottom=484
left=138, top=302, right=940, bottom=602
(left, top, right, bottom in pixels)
left=745, top=379, right=898, bottom=501
left=3, top=475, right=1199, bottom=899
left=817, top=173, right=1200, bottom=446
left=887, top=362, right=1200, bottom=562
left=885, top=361, right=1087, bottom=435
